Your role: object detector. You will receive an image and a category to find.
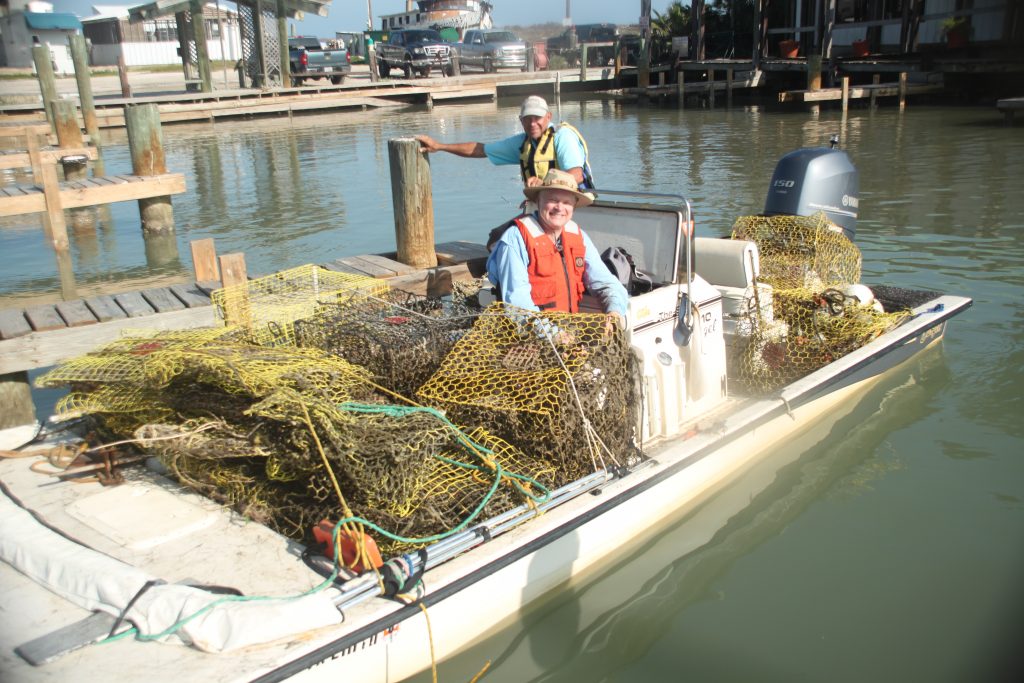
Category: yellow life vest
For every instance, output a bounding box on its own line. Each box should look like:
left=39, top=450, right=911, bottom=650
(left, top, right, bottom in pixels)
left=518, top=123, right=595, bottom=189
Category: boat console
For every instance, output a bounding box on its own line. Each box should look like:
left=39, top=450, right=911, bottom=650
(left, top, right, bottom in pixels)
left=574, top=193, right=729, bottom=442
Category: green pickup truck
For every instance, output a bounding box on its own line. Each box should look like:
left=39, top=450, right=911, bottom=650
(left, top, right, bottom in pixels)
left=288, top=36, right=351, bottom=85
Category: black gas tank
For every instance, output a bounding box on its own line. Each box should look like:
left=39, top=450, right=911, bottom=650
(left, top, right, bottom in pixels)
left=764, top=147, right=859, bottom=241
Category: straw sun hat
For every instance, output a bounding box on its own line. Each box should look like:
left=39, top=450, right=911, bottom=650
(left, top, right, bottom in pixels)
left=522, top=169, right=595, bottom=207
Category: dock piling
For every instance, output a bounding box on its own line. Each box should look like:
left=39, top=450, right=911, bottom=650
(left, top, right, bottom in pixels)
left=31, top=45, right=58, bottom=130
left=899, top=72, right=908, bottom=110
left=25, top=132, right=69, bottom=251
left=677, top=70, right=685, bottom=107
left=190, top=238, right=220, bottom=283
left=52, top=100, right=87, bottom=182
left=871, top=74, right=880, bottom=109
left=708, top=70, right=716, bottom=108
left=117, top=54, right=133, bottom=98
left=69, top=34, right=104, bottom=175
left=390, top=138, right=437, bottom=269
left=841, top=76, right=850, bottom=113
left=124, top=104, right=175, bottom=235
left=0, top=371, right=35, bottom=430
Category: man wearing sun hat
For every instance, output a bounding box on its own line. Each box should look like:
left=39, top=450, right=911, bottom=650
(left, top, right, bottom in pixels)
left=486, top=169, right=626, bottom=331
left=416, top=95, right=595, bottom=189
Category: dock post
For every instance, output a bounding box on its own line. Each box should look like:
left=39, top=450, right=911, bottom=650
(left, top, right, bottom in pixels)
left=899, top=72, right=907, bottom=110
left=0, top=372, right=35, bottom=430
left=841, top=76, right=850, bottom=113
left=579, top=45, right=588, bottom=83
left=451, top=52, right=461, bottom=76
left=807, top=54, right=822, bottom=91
left=708, top=69, right=715, bottom=108
left=389, top=138, right=438, bottom=269
left=52, top=100, right=87, bottom=182
left=726, top=67, right=733, bottom=107
left=124, top=103, right=175, bottom=235
left=555, top=71, right=561, bottom=98
left=117, top=54, right=133, bottom=98
left=677, top=70, right=685, bottom=107
left=870, top=74, right=879, bottom=109
left=26, top=131, right=69, bottom=252
left=31, top=45, right=58, bottom=129
left=527, top=47, right=535, bottom=73
left=68, top=34, right=103, bottom=174
left=368, top=46, right=379, bottom=83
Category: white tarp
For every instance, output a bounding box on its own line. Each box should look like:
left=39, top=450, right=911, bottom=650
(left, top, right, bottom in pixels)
left=0, top=489, right=341, bottom=653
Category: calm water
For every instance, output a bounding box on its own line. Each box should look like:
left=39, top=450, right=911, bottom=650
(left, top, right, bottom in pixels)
left=3, top=99, right=1023, bottom=681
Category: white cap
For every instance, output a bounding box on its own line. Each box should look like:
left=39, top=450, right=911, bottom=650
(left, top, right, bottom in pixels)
left=519, top=95, right=549, bottom=119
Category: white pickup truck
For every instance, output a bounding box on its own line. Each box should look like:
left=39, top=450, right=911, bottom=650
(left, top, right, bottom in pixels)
left=456, top=29, right=528, bottom=73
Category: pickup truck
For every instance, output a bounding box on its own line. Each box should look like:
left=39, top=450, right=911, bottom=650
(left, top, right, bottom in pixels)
left=456, top=29, right=528, bottom=73
left=546, top=23, right=619, bottom=66
left=288, top=36, right=350, bottom=85
left=377, top=29, right=454, bottom=79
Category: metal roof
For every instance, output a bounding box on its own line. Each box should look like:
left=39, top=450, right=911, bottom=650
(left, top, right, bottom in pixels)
left=23, top=12, right=84, bottom=31
left=128, top=0, right=331, bottom=21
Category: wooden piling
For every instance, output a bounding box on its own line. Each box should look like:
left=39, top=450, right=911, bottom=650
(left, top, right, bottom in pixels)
left=368, top=46, right=379, bottom=83
left=26, top=131, right=69, bottom=251
left=708, top=69, right=716, bottom=108
left=31, top=45, right=58, bottom=129
left=841, top=76, right=850, bottom=113
left=117, top=54, right=133, bottom=98
left=68, top=34, right=101, bottom=167
left=579, top=45, right=588, bottom=83
left=190, top=238, right=220, bottom=282
left=451, top=52, right=461, bottom=76
left=726, top=67, right=733, bottom=106
left=219, top=253, right=247, bottom=288
left=124, top=104, right=174, bottom=234
left=677, top=70, right=685, bottom=107
left=899, top=72, right=908, bottom=110
left=870, top=74, right=880, bottom=109
left=527, top=47, right=535, bottom=74
left=0, top=371, right=35, bottom=429
left=807, top=55, right=822, bottom=91
left=389, top=138, right=437, bottom=269
left=52, top=100, right=87, bottom=182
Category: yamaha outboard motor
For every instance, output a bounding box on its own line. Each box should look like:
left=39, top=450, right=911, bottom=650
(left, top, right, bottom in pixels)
left=763, top=135, right=859, bottom=241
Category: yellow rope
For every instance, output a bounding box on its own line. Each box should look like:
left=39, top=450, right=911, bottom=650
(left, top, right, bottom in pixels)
left=418, top=602, right=438, bottom=683
left=469, top=660, right=492, bottom=683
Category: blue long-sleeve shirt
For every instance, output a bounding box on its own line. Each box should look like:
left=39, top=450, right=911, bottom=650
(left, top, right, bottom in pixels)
left=486, top=215, right=629, bottom=318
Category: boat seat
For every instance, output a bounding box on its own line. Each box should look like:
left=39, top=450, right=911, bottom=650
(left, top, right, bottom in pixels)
left=694, top=238, right=766, bottom=320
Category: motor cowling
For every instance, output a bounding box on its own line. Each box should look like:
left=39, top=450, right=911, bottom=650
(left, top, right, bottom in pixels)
left=764, top=147, right=859, bottom=241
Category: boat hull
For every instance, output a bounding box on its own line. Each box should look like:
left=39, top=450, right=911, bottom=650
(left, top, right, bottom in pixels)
left=259, top=296, right=970, bottom=682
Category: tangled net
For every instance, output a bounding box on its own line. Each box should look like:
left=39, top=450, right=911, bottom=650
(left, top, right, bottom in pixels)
left=730, top=213, right=911, bottom=393
left=37, top=270, right=639, bottom=558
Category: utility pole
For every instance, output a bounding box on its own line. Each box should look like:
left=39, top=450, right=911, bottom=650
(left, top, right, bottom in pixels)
left=367, top=1, right=373, bottom=30
left=565, top=0, right=571, bottom=26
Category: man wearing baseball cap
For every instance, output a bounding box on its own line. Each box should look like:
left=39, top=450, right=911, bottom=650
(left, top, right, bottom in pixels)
left=416, top=95, right=595, bottom=189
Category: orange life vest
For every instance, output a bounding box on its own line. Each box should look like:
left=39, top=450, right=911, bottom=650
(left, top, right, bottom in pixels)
left=515, top=214, right=586, bottom=313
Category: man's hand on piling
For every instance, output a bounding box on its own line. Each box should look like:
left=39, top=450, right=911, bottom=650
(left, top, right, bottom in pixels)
left=416, top=135, right=440, bottom=153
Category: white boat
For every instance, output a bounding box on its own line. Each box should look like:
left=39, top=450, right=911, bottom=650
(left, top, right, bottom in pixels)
left=380, top=1, right=494, bottom=34
left=0, top=145, right=971, bottom=682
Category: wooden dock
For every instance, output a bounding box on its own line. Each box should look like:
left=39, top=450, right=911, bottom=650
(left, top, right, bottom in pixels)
left=996, top=97, right=1023, bottom=124
left=0, top=241, right=489, bottom=376
left=0, top=173, right=185, bottom=217
left=779, top=80, right=943, bottom=103
left=0, top=70, right=616, bottom=129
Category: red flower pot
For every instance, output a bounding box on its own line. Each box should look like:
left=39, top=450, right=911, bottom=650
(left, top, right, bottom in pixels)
left=778, top=39, right=800, bottom=58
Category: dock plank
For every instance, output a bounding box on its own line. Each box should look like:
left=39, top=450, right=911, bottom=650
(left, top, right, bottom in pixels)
left=23, top=305, right=67, bottom=332
left=84, top=295, right=128, bottom=322
left=113, top=291, right=155, bottom=318
left=0, top=310, right=32, bottom=340
left=169, top=282, right=213, bottom=308
left=321, top=260, right=366, bottom=275
left=333, top=256, right=395, bottom=278
left=354, top=254, right=419, bottom=276
left=55, top=300, right=98, bottom=327
left=0, top=173, right=186, bottom=217
left=436, top=241, right=490, bottom=265
left=141, top=287, right=187, bottom=313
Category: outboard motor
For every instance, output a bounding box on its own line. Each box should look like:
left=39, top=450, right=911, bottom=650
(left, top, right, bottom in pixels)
left=763, top=135, right=859, bottom=241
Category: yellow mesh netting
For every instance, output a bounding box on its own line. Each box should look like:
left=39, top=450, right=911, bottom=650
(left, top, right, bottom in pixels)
left=730, top=213, right=910, bottom=393
left=211, top=264, right=390, bottom=346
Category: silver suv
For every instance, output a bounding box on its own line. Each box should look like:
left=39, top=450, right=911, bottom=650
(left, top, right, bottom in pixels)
left=457, top=29, right=528, bottom=72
